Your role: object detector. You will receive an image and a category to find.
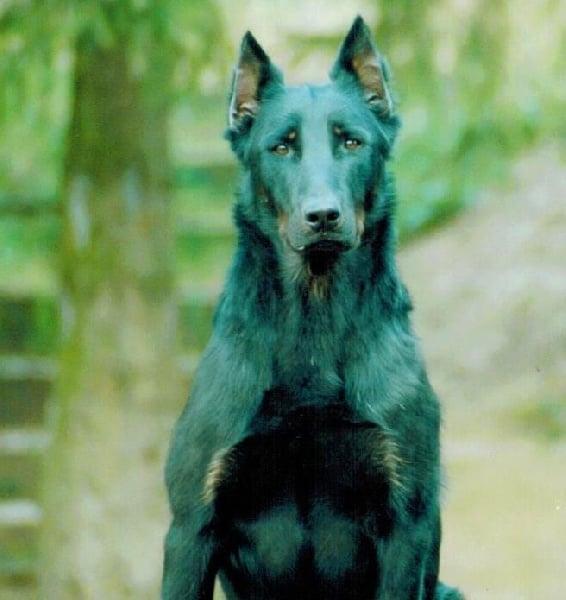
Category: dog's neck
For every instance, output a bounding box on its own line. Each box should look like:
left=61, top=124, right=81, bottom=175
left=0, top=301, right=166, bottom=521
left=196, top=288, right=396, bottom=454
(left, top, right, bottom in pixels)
left=233, top=207, right=401, bottom=311
left=222, top=197, right=411, bottom=412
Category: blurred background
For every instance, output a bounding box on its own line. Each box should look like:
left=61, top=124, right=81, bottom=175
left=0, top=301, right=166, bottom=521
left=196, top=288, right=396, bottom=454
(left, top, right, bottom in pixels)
left=0, top=0, right=564, bottom=598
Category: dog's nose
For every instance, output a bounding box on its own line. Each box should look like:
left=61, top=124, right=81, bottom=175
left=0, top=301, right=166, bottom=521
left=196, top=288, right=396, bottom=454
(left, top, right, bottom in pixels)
left=304, top=206, right=341, bottom=233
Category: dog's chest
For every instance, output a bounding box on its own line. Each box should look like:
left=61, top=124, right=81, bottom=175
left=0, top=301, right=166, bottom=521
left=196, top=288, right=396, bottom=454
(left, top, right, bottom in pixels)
left=215, top=424, right=386, bottom=599
left=273, top=297, right=350, bottom=389
left=221, top=504, right=378, bottom=599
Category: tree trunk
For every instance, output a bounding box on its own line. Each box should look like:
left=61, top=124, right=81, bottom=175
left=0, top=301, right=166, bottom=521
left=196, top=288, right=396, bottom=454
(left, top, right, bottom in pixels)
left=40, top=18, right=179, bottom=599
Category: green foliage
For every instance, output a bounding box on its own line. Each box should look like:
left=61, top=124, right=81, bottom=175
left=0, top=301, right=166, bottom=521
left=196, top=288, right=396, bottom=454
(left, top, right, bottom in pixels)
left=395, top=105, right=541, bottom=240
left=0, top=2, right=71, bottom=195
left=377, top=0, right=563, bottom=238
left=513, top=399, right=566, bottom=441
left=0, top=0, right=230, bottom=195
left=0, top=546, right=37, bottom=579
left=0, top=0, right=564, bottom=295
left=0, top=216, right=59, bottom=294
left=173, top=164, right=236, bottom=292
left=0, top=293, right=59, bottom=353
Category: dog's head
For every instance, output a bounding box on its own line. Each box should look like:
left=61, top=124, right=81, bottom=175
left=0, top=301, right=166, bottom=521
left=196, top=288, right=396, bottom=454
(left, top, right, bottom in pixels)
left=226, top=17, right=400, bottom=279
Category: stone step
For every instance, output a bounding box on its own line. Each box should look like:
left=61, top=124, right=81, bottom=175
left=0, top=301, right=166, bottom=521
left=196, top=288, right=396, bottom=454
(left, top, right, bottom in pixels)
left=0, top=501, right=38, bottom=580
left=0, top=429, right=50, bottom=455
left=0, top=380, right=51, bottom=427
left=0, top=292, right=219, bottom=357
left=0, top=357, right=57, bottom=380
left=0, top=429, right=47, bottom=506
left=0, top=297, right=58, bottom=355
left=0, top=501, right=42, bottom=528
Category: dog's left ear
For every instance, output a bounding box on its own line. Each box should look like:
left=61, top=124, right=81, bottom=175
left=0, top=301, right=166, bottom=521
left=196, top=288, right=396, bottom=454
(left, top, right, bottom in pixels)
left=331, top=16, right=393, bottom=116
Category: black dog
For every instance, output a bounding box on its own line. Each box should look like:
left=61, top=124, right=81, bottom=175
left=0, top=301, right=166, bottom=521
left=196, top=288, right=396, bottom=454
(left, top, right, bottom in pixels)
left=163, top=16, right=462, bottom=600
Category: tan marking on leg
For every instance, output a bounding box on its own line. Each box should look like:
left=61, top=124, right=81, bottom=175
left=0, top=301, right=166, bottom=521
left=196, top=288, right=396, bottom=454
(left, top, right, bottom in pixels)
left=355, top=206, right=365, bottom=241
left=371, top=430, right=406, bottom=492
left=202, top=447, right=233, bottom=505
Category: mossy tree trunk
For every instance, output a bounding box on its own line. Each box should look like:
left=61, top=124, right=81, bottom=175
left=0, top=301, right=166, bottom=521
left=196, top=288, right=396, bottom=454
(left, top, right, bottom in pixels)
left=40, top=10, right=179, bottom=599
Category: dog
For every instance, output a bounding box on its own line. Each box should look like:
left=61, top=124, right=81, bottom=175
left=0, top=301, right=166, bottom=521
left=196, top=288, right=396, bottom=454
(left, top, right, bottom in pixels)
left=163, top=16, right=462, bottom=599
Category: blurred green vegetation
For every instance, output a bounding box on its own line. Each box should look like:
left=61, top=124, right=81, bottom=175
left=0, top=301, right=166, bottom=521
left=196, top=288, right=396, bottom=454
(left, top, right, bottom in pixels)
left=0, top=0, right=563, bottom=371
left=512, top=399, right=566, bottom=441
left=1, top=1, right=565, bottom=296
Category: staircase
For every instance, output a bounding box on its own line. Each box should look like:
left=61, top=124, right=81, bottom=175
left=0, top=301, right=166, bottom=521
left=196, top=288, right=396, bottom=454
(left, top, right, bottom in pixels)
left=0, top=161, right=236, bottom=586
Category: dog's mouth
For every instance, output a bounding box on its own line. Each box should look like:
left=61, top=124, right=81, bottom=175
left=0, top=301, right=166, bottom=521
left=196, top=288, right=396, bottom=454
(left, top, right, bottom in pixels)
left=283, top=227, right=357, bottom=281
left=303, top=240, right=349, bottom=277
left=291, top=238, right=351, bottom=255
left=304, top=239, right=350, bottom=254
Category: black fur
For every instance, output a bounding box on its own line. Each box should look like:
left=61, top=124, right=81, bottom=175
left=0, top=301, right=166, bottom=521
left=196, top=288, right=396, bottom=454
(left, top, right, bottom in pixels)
left=163, top=16, right=462, bottom=600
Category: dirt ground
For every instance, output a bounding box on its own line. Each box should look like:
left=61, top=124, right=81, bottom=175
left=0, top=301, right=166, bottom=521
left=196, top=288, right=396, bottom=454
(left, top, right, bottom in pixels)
left=399, top=144, right=566, bottom=598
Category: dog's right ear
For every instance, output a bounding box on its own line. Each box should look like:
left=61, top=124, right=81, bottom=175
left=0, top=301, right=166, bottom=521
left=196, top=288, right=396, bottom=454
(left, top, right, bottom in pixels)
left=228, top=32, right=283, bottom=132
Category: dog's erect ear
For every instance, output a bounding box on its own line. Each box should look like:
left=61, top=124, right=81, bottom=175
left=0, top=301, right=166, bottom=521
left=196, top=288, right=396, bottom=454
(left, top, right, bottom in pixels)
left=331, top=16, right=393, bottom=116
left=228, top=32, right=282, bottom=131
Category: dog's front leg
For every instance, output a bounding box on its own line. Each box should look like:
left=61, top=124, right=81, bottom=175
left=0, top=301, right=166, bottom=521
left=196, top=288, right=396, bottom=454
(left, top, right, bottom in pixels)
left=162, top=333, right=273, bottom=599
left=162, top=410, right=222, bottom=600
left=376, top=513, right=440, bottom=600
left=162, top=515, right=217, bottom=600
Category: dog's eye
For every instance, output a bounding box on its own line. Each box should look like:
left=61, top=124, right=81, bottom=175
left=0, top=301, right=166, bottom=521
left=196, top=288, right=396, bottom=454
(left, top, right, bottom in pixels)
left=344, top=138, right=362, bottom=150
left=272, top=143, right=290, bottom=156
left=272, top=130, right=296, bottom=156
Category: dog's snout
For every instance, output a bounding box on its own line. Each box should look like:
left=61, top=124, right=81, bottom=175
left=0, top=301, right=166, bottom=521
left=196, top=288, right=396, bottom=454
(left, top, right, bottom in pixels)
left=304, top=204, right=342, bottom=233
